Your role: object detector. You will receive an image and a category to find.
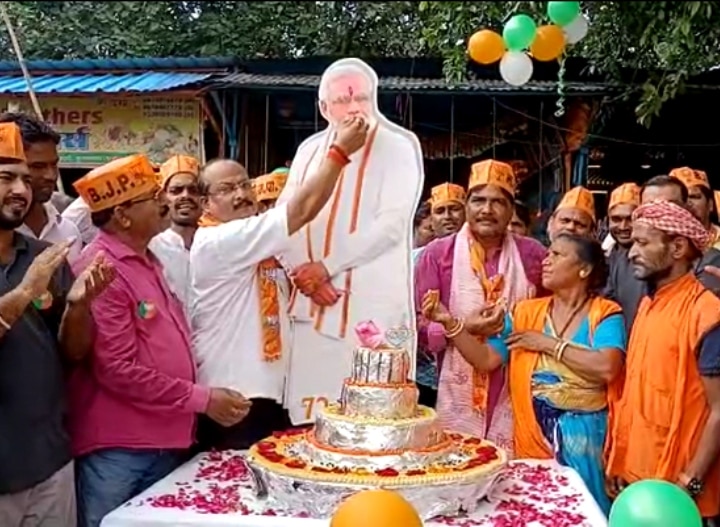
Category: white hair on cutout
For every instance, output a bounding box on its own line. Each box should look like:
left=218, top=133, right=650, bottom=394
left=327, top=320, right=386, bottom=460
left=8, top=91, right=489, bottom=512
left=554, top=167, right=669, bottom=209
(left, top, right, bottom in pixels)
left=318, top=64, right=373, bottom=102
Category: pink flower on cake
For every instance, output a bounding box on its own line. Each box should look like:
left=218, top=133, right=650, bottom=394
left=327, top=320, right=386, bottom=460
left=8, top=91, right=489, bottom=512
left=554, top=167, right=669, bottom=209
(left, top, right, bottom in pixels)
left=354, top=320, right=386, bottom=349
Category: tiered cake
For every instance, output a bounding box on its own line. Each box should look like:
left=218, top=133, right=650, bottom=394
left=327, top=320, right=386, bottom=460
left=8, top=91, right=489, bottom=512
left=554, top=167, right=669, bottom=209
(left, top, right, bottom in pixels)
left=247, top=345, right=507, bottom=519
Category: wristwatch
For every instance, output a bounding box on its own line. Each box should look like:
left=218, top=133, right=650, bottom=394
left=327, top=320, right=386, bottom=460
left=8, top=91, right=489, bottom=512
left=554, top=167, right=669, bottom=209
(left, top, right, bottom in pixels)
left=685, top=477, right=704, bottom=498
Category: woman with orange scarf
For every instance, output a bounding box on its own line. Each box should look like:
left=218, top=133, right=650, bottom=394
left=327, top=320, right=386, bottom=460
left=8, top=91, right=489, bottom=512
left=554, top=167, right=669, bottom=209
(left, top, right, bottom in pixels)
left=422, top=233, right=625, bottom=514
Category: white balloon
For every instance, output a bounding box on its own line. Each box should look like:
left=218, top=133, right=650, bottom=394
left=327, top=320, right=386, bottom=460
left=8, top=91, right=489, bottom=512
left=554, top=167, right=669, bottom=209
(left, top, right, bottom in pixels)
left=499, top=51, right=533, bottom=87
left=564, top=15, right=589, bottom=45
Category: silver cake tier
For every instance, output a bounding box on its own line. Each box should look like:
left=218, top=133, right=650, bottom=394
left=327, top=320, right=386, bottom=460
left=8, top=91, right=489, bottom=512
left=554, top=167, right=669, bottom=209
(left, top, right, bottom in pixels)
left=340, top=382, right=418, bottom=419
left=248, top=459, right=506, bottom=520
left=314, top=404, right=444, bottom=453
left=351, top=347, right=410, bottom=384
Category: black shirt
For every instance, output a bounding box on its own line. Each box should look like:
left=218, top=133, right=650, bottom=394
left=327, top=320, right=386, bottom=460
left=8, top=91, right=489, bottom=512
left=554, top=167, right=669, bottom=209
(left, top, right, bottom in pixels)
left=0, top=233, right=73, bottom=494
left=606, top=245, right=720, bottom=329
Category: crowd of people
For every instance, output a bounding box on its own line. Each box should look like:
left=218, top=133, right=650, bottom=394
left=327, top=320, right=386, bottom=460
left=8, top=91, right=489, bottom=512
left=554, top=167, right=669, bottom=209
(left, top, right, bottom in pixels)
left=414, top=163, right=720, bottom=525
left=0, top=71, right=719, bottom=527
left=0, top=110, right=370, bottom=527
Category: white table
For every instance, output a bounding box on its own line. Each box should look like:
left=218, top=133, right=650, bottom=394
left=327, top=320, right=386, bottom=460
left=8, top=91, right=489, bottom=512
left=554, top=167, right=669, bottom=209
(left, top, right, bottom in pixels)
left=102, top=451, right=607, bottom=527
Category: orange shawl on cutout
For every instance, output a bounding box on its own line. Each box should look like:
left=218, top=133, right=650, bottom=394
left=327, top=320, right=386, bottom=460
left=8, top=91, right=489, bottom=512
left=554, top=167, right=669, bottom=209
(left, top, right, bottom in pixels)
left=509, top=296, right=622, bottom=459
left=199, top=213, right=282, bottom=362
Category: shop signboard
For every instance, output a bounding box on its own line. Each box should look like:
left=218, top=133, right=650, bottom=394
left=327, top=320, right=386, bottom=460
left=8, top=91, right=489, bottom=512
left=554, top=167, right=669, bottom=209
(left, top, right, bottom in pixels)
left=1, top=96, right=204, bottom=166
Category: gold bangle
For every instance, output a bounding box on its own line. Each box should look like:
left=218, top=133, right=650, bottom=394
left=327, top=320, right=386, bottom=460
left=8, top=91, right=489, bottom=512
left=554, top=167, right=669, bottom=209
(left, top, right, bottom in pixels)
left=445, top=322, right=464, bottom=339
left=556, top=340, right=570, bottom=362
left=444, top=318, right=465, bottom=339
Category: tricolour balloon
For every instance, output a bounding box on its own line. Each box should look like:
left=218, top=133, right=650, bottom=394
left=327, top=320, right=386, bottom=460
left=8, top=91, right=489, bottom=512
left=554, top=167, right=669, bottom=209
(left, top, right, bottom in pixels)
left=547, top=1, right=581, bottom=27
left=563, top=14, right=589, bottom=45
left=499, top=51, right=533, bottom=86
left=331, top=490, right=422, bottom=527
left=530, top=25, right=566, bottom=61
left=467, top=29, right=505, bottom=65
left=502, top=14, right=537, bottom=52
left=608, top=480, right=702, bottom=527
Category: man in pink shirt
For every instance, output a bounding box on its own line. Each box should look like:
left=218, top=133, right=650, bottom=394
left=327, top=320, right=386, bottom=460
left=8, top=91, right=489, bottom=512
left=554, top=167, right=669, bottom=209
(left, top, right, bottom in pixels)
left=69, top=154, right=250, bottom=527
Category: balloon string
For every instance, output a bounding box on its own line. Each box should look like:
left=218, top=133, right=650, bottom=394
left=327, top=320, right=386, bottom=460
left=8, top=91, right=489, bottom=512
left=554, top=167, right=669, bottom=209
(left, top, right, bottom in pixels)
left=554, top=54, right=567, bottom=118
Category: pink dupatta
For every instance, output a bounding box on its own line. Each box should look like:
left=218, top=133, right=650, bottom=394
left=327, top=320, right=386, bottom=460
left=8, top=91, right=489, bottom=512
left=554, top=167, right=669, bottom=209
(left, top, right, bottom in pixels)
left=436, top=224, right=535, bottom=455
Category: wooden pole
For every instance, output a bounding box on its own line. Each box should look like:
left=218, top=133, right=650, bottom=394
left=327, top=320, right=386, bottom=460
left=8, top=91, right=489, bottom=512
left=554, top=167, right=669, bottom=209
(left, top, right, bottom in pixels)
left=0, top=4, right=43, bottom=120
left=0, top=3, right=65, bottom=194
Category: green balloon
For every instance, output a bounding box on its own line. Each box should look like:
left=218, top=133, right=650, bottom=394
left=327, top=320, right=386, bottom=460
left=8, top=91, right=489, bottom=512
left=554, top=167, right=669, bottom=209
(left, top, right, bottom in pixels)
left=547, top=1, right=581, bottom=27
left=502, top=14, right=537, bottom=51
left=609, top=480, right=702, bottom=527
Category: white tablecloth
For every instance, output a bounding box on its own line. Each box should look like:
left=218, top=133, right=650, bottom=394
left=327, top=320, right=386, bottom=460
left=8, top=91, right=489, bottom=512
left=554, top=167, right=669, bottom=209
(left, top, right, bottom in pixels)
left=101, top=451, right=607, bottom=527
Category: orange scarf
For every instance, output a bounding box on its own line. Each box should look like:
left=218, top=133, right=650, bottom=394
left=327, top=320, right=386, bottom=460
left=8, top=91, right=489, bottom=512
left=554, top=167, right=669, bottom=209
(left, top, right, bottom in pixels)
left=198, top=213, right=282, bottom=362
left=467, top=235, right=505, bottom=411
left=509, top=296, right=621, bottom=458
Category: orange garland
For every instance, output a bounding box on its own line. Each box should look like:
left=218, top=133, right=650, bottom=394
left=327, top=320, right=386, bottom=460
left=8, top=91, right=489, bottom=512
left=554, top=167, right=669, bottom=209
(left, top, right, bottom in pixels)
left=199, top=213, right=283, bottom=362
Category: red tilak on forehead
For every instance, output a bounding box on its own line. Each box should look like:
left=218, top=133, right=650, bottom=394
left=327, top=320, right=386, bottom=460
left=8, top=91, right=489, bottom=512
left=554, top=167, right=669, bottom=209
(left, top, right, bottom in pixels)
left=347, top=85, right=354, bottom=97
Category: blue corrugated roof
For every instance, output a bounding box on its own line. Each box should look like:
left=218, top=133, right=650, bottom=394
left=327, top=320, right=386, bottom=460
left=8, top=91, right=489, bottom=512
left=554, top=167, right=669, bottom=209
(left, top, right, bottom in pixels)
left=0, top=56, right=239, bottom=73
left=0, top=72, right=213, bottom=94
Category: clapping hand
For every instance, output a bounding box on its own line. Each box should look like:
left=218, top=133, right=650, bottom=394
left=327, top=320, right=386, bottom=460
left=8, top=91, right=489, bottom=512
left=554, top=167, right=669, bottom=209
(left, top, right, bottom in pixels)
left=20, top=240, right=73, bottom=299
left=67, top=251, right=116, bottom=306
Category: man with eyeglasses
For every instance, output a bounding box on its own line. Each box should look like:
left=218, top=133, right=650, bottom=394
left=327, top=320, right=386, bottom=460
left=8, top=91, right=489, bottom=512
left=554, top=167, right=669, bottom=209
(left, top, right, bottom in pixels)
left=149, top=155, right=202, bottom=311
left=190, top=116, right=369, bottom=451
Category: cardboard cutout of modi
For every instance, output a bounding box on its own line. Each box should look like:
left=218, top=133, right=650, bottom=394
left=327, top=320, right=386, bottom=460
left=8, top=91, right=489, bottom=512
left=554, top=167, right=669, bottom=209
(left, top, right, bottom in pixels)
left=276, top=58, right=425, bottom=425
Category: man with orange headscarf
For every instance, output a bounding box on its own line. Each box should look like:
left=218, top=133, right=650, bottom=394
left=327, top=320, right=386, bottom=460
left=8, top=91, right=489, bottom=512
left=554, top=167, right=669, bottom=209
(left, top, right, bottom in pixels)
left=603, top=183, right=644, bottom=329
left=149, top=154, right=201, bottom=310
left=415, top=159, right=546, bottom=451
left=412, top=182, right=466, bottom=266
left=254, top=168, right=289, bottom=213
left=414, top=182, right=466, bottom=407
left=606, top=200, right=720, bottom=523
left=429, top=182, right=466, bottom=240
left=0, top=122, right=112, bottom=527
left=547, top=186, right=596, bottom=241
left=671, top=167, right=720, bottom=250
left=68, top=154, right=240, bottom=527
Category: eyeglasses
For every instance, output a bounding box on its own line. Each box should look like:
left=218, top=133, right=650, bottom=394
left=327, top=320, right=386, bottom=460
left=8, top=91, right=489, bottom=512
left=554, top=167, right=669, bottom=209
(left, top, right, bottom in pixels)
left=208, top=179, right=252, bottom=197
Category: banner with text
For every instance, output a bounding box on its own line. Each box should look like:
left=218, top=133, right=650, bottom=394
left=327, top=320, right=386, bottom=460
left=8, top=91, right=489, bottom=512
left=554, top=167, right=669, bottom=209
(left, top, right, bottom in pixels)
left=1, top=96, right=203, bottom=166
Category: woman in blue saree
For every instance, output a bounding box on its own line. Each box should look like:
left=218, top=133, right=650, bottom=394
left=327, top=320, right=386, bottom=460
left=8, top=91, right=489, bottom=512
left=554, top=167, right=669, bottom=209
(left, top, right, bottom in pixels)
left=422, top=233, right=626, bottom=515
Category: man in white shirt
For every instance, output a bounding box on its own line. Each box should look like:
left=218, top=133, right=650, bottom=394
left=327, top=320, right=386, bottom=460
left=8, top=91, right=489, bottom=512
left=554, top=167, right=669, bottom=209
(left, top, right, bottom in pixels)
left=50, top=191, right=73, bottom=213
left=0, top=113, right=82, bottom=262
left=277, top=58, right=425, bottom=425
left=61, top=197, right=97, bottom=246
left=190, top=116, right=368, bottom=450
left=149, top=155, right=201, bottom=310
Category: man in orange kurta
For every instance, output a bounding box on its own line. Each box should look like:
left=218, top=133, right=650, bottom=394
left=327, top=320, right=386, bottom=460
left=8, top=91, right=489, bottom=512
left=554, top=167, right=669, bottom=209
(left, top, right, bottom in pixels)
left=606, top=199, right=720, bottom=521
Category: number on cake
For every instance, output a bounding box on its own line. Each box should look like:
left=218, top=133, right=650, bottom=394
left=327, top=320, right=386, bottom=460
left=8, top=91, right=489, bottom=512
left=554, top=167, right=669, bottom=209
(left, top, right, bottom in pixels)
left=301, top=396, right=329, bottom=420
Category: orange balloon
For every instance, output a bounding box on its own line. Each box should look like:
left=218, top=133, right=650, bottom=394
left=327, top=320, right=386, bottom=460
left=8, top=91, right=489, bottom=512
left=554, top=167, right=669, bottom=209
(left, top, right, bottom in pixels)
left=331, top=490, right=422, bottom=527
left=468, top=29, right=505, bottom=65
left=530, top=24, right=566, bottom=61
